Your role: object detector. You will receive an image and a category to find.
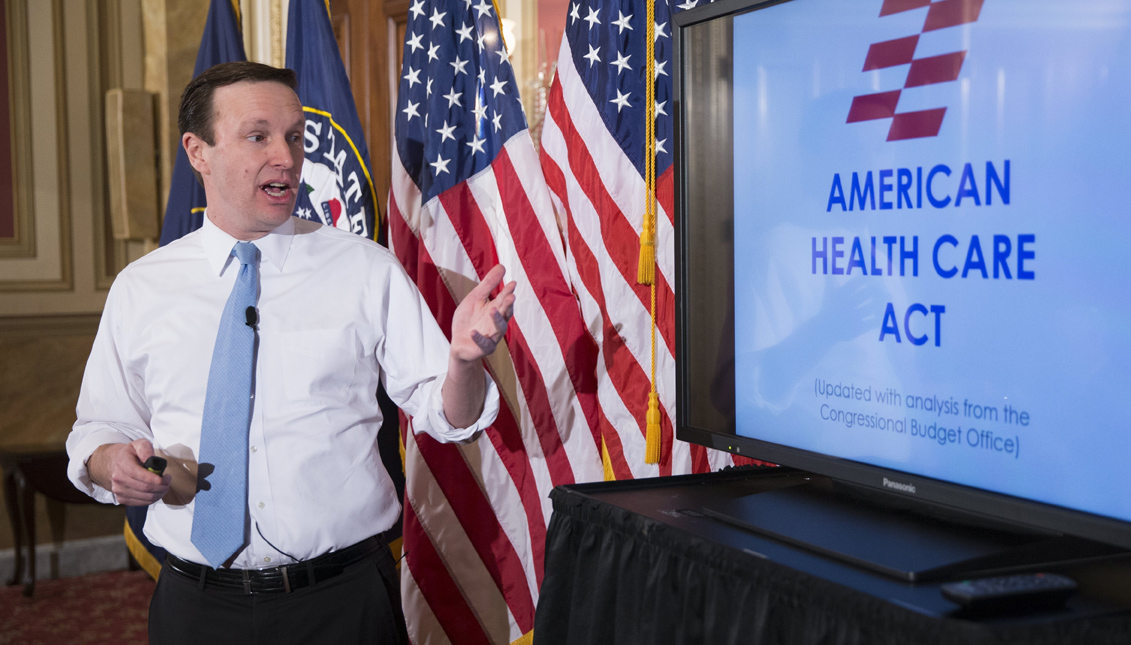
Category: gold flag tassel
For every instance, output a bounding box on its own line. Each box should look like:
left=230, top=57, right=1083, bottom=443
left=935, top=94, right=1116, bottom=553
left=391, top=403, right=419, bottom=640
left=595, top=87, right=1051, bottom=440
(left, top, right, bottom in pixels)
left=641, top=0, right=662, bottom=465
left=645, top=390, right=661, bottom=464
left=602, top=437, right=616, bottom=481
left=637, top=216, right=656, bottom=285
left=637, top=6, right=658, bottom=288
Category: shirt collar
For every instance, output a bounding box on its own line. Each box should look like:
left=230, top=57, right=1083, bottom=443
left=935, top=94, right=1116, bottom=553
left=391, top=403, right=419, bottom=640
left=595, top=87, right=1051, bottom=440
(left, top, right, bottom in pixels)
left=201, top=213, right=294, bottom=276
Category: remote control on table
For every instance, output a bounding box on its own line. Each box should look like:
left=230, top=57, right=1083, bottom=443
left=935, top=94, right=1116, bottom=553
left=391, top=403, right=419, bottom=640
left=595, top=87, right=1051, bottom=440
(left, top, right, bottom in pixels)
left=941, top=572, right=1077, bottom=612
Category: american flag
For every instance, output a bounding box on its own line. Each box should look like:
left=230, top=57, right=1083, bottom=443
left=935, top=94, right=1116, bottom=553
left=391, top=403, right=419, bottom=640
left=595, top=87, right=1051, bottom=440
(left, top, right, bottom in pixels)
left=539, top=0, right=746, bottom=477
left=387, top=0, right=605, bottom=642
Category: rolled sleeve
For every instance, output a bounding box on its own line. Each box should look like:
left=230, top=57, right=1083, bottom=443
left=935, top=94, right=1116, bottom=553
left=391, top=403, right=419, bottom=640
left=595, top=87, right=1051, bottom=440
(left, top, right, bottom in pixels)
left=414, top=370, right=500, bottom=443
left=376, top=261, right=499, bottom=444
left=66, top=427, right=134, bottom=504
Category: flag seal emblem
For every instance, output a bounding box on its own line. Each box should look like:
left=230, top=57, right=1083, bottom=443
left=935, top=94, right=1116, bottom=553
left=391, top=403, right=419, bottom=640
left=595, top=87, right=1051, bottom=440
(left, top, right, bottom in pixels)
left=294, top=107, right=376, bottom=237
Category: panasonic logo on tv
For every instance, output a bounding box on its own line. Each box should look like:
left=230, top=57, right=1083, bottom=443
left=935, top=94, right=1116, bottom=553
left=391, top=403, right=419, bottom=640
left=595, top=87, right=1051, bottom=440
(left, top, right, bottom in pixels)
left=883, top=477, right=917, bottom=494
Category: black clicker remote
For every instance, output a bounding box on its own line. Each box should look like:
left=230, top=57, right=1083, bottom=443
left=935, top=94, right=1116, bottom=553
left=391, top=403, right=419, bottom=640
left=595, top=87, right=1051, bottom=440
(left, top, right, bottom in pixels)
left=143, top=456, right=168, bottom=476
left=941, top=572, right=1077, bottom=612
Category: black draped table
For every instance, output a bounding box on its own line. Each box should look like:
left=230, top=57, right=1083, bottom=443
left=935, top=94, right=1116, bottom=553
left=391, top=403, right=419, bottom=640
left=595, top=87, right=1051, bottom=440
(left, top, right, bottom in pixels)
left=533, top=467, right=1131, bottom=645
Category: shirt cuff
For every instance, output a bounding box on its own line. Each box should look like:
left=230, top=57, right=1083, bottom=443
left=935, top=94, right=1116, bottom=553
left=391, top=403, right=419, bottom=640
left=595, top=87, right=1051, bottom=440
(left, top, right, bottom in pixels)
left=416, top=369, right=500, bottom=443
left=66, top=428, right=133, bottom=505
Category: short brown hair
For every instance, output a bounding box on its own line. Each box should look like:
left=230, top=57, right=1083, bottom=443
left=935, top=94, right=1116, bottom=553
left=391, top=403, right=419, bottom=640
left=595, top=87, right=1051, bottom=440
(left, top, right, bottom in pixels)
left=178, top=61, right=298, bottom=145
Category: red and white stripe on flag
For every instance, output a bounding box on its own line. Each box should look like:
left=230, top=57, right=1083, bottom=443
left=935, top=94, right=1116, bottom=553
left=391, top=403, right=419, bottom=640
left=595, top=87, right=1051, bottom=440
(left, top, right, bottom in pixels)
left=539, top=4, right=750, bottom=480
left=388, top=0, right=604, bottom=640
left=387, top=0, right=763, bottom=639
left=390, top=128, right=605, bottom=643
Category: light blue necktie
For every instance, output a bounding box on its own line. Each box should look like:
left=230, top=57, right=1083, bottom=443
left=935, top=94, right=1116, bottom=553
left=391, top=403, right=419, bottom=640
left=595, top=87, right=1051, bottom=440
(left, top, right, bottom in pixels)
left=191, top=241, right=259, bottom=568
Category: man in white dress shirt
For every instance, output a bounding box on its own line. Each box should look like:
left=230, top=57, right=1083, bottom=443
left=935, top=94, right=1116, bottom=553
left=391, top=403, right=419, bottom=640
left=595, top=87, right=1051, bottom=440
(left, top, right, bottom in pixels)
left=66, top=62, right=514, bottom=644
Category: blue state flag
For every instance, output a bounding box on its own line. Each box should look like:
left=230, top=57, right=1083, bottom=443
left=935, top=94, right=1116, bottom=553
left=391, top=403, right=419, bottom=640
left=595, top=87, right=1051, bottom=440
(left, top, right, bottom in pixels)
left=286, top=0, right=378, bottom=240
left=157, top=0, right=246, bottom=247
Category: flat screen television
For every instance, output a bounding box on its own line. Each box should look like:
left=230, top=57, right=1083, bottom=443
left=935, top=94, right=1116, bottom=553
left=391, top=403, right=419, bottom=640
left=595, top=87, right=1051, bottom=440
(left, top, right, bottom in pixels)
left=674, top=0, right=1131, bottom=577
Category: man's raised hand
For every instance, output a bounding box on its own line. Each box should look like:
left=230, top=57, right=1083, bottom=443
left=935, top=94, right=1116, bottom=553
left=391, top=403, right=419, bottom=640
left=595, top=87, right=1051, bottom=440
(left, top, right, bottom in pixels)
left=450, top=264, right=516, bottom=363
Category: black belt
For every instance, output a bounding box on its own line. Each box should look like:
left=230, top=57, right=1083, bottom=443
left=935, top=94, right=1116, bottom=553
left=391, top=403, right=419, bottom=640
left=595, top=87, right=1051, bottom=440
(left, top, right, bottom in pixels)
left=164, top=535, right=385, bottom=594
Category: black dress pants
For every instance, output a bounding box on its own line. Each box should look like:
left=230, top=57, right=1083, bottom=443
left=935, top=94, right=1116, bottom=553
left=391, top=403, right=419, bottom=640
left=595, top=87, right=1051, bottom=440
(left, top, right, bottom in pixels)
left=149, top=546, right=408, bottom=645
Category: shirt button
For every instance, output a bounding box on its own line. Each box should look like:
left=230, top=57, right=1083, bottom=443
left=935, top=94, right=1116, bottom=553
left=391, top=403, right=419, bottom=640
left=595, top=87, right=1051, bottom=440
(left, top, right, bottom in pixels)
left=250, top=445, right=258, bottom=453
left=263, top=556, right=272, bottom=563
left=257, top=501, right=265, bottom=509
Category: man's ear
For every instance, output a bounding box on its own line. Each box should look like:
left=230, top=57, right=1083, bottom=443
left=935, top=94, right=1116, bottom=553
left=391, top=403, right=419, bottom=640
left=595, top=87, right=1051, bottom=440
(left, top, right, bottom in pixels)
left=183, top=132, right=209, bottom=175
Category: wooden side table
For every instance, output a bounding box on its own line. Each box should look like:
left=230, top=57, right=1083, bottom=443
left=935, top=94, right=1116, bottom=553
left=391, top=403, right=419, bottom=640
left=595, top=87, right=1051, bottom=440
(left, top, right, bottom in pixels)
left=0, top=445, right=100, bottom=596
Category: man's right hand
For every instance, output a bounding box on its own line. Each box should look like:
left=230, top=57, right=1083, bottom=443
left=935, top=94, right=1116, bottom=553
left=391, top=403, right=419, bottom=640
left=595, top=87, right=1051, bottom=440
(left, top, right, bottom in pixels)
left=87, top=439, right=171, bottom=506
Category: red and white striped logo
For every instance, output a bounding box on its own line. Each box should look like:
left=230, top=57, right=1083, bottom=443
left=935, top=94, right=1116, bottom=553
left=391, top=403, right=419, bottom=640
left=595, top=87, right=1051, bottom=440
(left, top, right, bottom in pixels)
left=847, top=0, right=985, bottom=141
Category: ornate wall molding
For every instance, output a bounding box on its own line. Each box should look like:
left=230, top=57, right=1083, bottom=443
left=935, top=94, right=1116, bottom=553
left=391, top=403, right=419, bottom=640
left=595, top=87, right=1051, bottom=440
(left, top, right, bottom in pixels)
left=271, top=0, right=284, bottom=68
left=0, top=0, right=73, bottom=292
left=91, top=0, right=130, bottom=289
left=0, top=0, right=35, bottom=260
left=0, top=312, right=99, bottom=339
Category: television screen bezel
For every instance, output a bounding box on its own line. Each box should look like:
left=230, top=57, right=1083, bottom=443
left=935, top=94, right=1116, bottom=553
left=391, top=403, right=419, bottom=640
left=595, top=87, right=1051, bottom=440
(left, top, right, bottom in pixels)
left=671, top=0, right=1131, bottom=552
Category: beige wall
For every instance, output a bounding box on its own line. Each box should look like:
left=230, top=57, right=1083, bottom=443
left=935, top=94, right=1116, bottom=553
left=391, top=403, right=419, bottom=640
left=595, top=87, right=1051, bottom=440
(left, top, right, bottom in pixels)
left=0, top=0, right=314, bottom=552
left=0, top=0, right=144, bottom=552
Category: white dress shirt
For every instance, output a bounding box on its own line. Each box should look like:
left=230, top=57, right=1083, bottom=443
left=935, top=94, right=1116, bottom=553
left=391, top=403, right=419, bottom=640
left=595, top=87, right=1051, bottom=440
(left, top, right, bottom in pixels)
left=67, top=215, right=498, bottom=568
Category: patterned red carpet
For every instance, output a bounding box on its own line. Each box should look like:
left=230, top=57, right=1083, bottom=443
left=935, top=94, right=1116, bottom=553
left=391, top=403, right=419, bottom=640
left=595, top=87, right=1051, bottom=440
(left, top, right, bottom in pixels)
left=0, top=570, right=154, bottom=644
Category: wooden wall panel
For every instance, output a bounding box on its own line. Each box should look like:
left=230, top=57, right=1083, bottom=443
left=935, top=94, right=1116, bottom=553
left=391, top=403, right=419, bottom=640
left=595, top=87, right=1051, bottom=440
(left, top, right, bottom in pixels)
left=0, top=0, right=145, bottom=313
left=0, top=0, right=156, bottom=550
left=385, top=0, right=409, bottom=226
left=0, top=0, right=34, bottom=262
left=325, top=0, right=396, bottom=228
left=0, top=0, right=71, bottom=294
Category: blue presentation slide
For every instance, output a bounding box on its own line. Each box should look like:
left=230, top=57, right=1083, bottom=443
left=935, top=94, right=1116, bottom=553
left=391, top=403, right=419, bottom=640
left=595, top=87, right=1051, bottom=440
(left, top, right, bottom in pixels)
left=732, top=0, right=1131, bottom=523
